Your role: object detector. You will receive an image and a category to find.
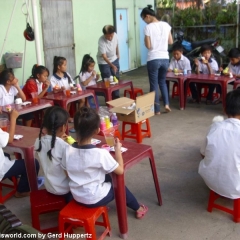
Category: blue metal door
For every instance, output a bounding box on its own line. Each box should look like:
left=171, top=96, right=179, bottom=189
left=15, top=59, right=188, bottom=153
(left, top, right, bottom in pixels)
left=116, top=9, right=129, bottom=71
left=139, top=9, right=148, bottom=65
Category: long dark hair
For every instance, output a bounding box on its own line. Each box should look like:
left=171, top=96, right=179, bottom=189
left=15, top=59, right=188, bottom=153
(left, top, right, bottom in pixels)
left=36, top=106, right=69, bottom=160
left=74, top=107, right=100, bottom=143
left=53, top=56, right=71, bottom=84
left=0, top=69, right=14, bottom=86
left=80, top=54, right=95, bottom=74
left=28, top=64, right=49, bottom=80
left=140, top=5, right=156, bottom=19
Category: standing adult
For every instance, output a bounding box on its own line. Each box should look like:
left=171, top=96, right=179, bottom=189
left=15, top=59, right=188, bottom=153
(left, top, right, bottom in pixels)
left=141, top=5, right=173, bottom=115
left=97, top=25, right=120, bottom=99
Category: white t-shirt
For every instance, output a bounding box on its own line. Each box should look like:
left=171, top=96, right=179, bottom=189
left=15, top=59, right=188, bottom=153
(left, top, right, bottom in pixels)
left=199, top=118, right=240, bottom=199
left=144, top=21, right=171, bottom=61
left=0, top=85, right=18, bottom=106
left=34, top=135, right=70, bottom=195
left=62, top=144, right=119, bottom=204
left=50, top=72, right=74, bottom=90
left=97, top=33, right=118, bottom=64
left=198, top=58, right=219, bottom=74
left=228, top=62, right=240, bottom=76
left=169, top=55, right=191, bottom=71
left=0, top=129, right=14, bottom=180
left=79, top=71, right=97, bottom=90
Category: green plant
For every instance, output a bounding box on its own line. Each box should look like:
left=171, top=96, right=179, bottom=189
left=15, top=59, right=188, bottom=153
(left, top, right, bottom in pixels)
left=216, top=3, right=237, bottom=25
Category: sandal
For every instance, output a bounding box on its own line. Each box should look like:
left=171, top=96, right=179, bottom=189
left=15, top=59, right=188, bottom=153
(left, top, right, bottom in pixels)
left=136, top=204, right=148, bottom=219
left=165, top=106, right=171, bottom=113
left=155, top=112, right=161, bottom=115
left=188, top=99, right=198, bottom=103
left=213, top=99, right=222, bottom=105
left=15, top=191, right=30, bottom=198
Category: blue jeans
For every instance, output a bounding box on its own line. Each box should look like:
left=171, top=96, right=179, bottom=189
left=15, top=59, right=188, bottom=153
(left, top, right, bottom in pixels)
left=147, top=59, right=169, bottom=113
left=3, top=159, right=39, bottom=193
left=98, top=58, right=120, bottom=99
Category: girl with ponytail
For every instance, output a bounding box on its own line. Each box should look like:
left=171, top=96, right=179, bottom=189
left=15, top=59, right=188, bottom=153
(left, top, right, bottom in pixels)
left=35, top=106, right=72, bottom=202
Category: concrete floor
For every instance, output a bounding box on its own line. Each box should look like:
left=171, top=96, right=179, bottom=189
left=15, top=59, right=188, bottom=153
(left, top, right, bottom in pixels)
left=4, top=66, right=240, bottom=240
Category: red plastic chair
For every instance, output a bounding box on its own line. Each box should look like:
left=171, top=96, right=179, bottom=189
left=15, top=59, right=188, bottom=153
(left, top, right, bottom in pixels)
left=122, top=119, right=151, bottom=143
left=59, top=200, right=111, bottom=240
left=124, top=88, right=143, bottom=100
left=30, top=189, right=66, bottom=233
left=207, top=190, right=240, bottom=223
left=0, top=176, right=17, bottom=203
left=200, top=85, right=219, bottom=100
left=172, top=82, right=191, bottom=98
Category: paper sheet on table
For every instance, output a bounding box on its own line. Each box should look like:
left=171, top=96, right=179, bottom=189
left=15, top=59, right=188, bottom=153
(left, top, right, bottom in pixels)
left=70, top=91, right=76, bottom=94
left=91, top=138, right=101, bottom=145
left=21, top=101, right=32, bottom=106
left=14, top=135, right=23, bottom=140
left=110, top=147, right=128, bottom=153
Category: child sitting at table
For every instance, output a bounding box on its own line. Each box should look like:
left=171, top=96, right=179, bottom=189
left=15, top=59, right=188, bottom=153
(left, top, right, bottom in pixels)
left=168, top=44, right=191, bottom=73
left=22, top=65, right=51, bottom=126
left=1, top=109, right=39, bottom=198
left=191, top=45, right=219, bottom=104
left=0, top=69, right=26, bottom=114
left=62, top=107, right=148, bottom=219
left=50, top=56, right=76, bottom=123
left=199, top=89, right=240, bottom=199
left=224, top=48, right=240, bottom=78
left=78, top=54, right=100, bottom=108
left=35, top=106, right=72, bottom=203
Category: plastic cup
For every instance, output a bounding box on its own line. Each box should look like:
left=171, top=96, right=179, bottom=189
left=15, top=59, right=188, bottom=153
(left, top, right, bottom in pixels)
left=31, top=92, right=39, bottom=104
left=103, top=127, right=115, bottom=146
left=101, top=144, right=111, bottom=151
left=64, top=89, right=71, bottom=97
left=104, top=79, right=110, bottom=88
left=0, top=118, right=8, bottom=132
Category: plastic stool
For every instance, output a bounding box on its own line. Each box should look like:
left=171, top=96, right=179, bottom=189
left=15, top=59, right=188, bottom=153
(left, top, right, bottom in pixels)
left=207, top=190, right=240, bottom=222
left=30, top=189, right=66, bottom=233
left=59, top=200, right=111, bottom=240
left=172, top=83, right=191, bottom=98
left=0, top=177, right=17, bottom=203
left=124, top=88, right=143, bottom=100
left=122, top=119, right=151, bottom=143
left=200, top=85, right=219, bottom=100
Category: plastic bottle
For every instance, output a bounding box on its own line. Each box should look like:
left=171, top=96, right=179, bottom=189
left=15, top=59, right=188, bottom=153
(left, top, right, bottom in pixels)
left=100, top=117, right=106, bottom=131
left=104, top=116, right=111, bottom=129
left=111, top=113, right=118, bottom=126
left=109, top=76, right=113, bottom=82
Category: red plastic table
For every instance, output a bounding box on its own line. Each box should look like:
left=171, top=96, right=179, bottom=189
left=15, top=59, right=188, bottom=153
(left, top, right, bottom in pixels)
left=4, top=126, right=40, bottom=191
left=86, top=80, right=134, bottom=102
left=2, top=99, right=53, bottom=127
left=185, top=74, right=235, bottom=109
left=233, top=80, right=240, bottom=89
left=2, top=99, right=53, bottom=115
left=42, top=90, right=98, bottom=109
left=166, top=72, right=187, bottom=110
left=95, top=135, right=162, bottom=239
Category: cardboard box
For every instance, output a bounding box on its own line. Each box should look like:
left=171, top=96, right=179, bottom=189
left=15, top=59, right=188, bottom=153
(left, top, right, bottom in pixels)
left=107, top=92, right=155, bottom=123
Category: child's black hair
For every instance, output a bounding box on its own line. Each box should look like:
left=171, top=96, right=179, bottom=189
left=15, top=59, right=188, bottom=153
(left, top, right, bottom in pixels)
left=200, top=45, right=213, bottom=54
left=225, top=89, right=240, bottom=117
left=172, top=43, right=183, bottom=52
left=102, top=25, right=115, bottom=35
left=80, top=54, right=95, bottom=74
left=53, top=56, right=71, bottom=84
left=140, top=5, right=156, bottom=19
left=228, top=48, right=240, bottom=58
left=74, top=107, right=100, bottom=143
left=36, top=106, right=69, bottom=160
left=0, top=69, right=14, bottom=86
left=28, top=64, right=49, bottom=80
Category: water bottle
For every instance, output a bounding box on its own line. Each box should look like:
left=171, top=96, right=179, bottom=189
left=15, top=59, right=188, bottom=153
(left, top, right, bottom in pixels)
left=100, top=117, right=106, bottom=131
left=104, top=116, right=111, bottom=129
left=111, top=113, right=118, bottom=126
left=183, top=69, right=187, bottom=75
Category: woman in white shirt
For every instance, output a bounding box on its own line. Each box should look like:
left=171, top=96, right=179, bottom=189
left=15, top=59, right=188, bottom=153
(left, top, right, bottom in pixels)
left=141, top=5, right=173, bottom=115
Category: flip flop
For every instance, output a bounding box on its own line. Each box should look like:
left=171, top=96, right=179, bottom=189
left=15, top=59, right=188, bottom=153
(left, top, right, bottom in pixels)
left=213, top=99, right=223, bottom=105
left=206, top=100, right=212, bottom=105
left=136, top=204, right=148, bottom=219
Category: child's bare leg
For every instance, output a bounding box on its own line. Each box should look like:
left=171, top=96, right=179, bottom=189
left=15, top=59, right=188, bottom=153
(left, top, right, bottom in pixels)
left=24, top=119, right=32, bottom=127
left=67, top=103, right=73, bottom=122
left=78, top=98, right=86, bottom=108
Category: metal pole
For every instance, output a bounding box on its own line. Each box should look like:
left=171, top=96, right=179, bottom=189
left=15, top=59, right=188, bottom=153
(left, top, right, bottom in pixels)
left=31, top=0, right=42, bottom=64
left=112, top=0, right=117, bottom=31
left=0, top=0, right=18, bottom=61
left=236, top=3, right=239, bottom=47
